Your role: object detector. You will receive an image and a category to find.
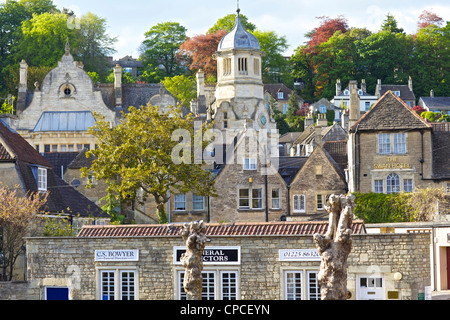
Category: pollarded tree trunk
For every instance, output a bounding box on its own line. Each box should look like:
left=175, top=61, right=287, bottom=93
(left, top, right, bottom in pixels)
left=180, top=220, right=207, bottom=300
left=313, top=194, right=355, bottom=300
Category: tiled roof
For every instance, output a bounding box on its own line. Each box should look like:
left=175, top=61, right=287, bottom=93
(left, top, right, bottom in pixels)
left=378, top=85, right=416, bottom=101
left=0, top=121, right=53, bottom=167
left=78, top=221, right=366, bottom=238
left=350, top=91, right=431, bottom=132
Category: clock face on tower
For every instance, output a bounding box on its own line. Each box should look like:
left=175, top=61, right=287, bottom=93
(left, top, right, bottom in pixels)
left=260, top=115, right=267, bottom=126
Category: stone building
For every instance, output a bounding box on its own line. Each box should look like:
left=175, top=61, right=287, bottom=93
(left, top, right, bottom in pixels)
left=375, top=77, right=416, bottom=108
left=13, top=41, right=180, bottom=153
left=207, top=9, right=276, bottom=133
left=21, top=221, right=432, bottom=301
left=333, top=79, right=378, bottom=115
left=347, top=89, right=450, bottom=206
left=264, top=83, right=303, bottom=115
left=287, top=145, right=348, bottom=221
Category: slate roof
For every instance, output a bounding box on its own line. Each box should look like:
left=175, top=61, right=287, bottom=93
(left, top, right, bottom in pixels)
left=217, top=11, right=260, bottom=51
left=0, top=121, right=107, bottom=218
left=77, top=221, right=366, bottom=238
left=420, top=97, right=450, bottom=111
left=0, top=121, right=52, bottom=167
left=432, top=131, right=450, bottom=179
left=264, top=83, right=303, bottom=102
left=378, top=85, right=416, bottom=101
left=350, top=91, right=431, bottom=132
left=43, top=152, right=80, bottom=178
left=277, top=156, right=308, bottom=184
left=323, top=141, right=348, bottom=171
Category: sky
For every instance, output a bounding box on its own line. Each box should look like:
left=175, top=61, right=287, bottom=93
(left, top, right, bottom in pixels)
left=3, top=0, right=450, bottom=59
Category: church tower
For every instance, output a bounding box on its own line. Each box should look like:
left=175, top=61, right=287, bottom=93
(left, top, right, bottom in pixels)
left=212, top=8, right=275, bottom=133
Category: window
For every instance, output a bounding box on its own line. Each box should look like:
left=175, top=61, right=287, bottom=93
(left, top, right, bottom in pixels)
left=239, top=188, right=263, bottom=210
left=178, top=271, right=238, bottom=300
left=37, top=167, right=47, bottom=192
left=374, top=180, right=384, bottom=194
left=51, top=145, right=58, bottom=152
left=365, top=102, right=371, bottom=111
left=253, top=58, right=260, bottom=76
left=238, top=58, right=248, bottom=75
left=272, top=189, right=280, bottom=209
left=319, top=105, right=326, bottom=114
left=378, top=134, right=391, bottom=154
left=174, top=194, right=186, bottom=211
left=192, top=194, right=205, bottom=211
left=283, top=104, right=288, bottom=114
left=386, top=174, right=400, bottom=194
left=239, top=189, right=250, bottom=209
left=223, top=58, right=231, bottom=76
left=244, top=158, right=257, bottom=170
left=393, top=91, right=401, bottom=97
left=403, top=179, right=413, bottom=193
left=315, top=165, right=323, bottom=176
left=100, top=270, right=136, bottom=300
left=252, top=189, right=263, bottom=209
left=223, top=112, right=228, bottom=129
left=284, top=270, right=320, bottom=300
left=293, top=195, right=305, bottom=213
left=285, top=271, right=302, bottom=300
left=317, top=194, right=324, bottom=210
left=393, top=133, right=406, bottom=154
left=44, top=145, right=51, bottom=153
left=307, top=271, right=321, bottom=300
left=278, top=92, right=284, bottom=100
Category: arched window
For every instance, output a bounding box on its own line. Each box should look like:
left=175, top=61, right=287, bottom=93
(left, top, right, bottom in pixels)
left=386, top=174, right=400, bottom=194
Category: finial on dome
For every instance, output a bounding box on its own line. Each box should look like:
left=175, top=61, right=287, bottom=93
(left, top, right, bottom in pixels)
left=237, top=0, right=240, bottom=15
left=65, top=37, right=71, bottom=55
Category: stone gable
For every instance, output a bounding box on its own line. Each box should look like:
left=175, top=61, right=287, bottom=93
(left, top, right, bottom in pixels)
left=351, top=91, right=431, bottom=132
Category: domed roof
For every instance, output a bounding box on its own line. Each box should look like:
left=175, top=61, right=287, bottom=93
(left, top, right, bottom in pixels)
left=217, top=10, right=261, bottom=51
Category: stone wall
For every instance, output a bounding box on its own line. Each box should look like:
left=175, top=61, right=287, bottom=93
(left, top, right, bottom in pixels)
left=15, top=232, right=431, bottom=300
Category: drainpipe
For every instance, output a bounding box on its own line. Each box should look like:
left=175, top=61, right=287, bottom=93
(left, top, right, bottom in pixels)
left=265, top=173, right=269, bottom=222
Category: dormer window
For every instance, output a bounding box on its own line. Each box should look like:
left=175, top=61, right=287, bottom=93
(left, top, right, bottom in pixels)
left=344, top=90, right=349, bottom=95
left=278, top=92, right=284, bottom=99
left=37, top=167, right=47, bottom=192
left=394, top=91, right=401, bottom=97
left=358, top=90, right=363, bottom=95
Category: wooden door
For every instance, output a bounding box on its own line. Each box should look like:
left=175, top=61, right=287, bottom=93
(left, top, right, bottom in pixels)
left=447, top=247, right=450, bottom=289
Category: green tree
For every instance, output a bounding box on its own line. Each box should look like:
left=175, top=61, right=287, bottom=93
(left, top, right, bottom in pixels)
left=412, top=22, right=450, bottom=98
left=0, top=0, right=57, bottom=94
left=72, top=12, right=117, bottom=79
left=381, top=13, right=404, bottom=34
left=208, top=13, right=256, bottom=33
left=13, top=12, right=74, bottom=67
left=162, top=75, right=196, bottom=107
left=140, top=22, right=188, bottom=83
left=82, top=105, right=217, bottom=224
left=253, top=30, right=291, bottom=85
left=291, top=46, right=316, bottom=101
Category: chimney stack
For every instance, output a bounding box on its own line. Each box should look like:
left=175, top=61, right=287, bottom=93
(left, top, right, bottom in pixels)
left=375, top=79, right=382, bottom=98
left=114, top=64, right=123, bottom=115
left=197, top=69, right=205, bottom=97
left=361, top=79, right=367, bottom=93
left=430, top=89, right=435, bottom=98
left=349, top=80, right=360, bottom=127
left=16, top=60, right=28, bottom=115
left=336, top=79, right=342, bottom=96
left=408, top=76, right=413, bottom=92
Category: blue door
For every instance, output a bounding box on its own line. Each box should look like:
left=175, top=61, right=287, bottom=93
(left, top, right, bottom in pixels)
left=46, top=287, right=69, bottom=300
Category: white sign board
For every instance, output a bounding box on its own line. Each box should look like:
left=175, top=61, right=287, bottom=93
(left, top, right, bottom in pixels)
left=279, top=249, right=321, bottom=261
left=95, top=250, right=139, bottom=262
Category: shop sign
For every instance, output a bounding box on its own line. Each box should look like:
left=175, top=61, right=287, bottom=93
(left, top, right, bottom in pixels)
left=279, top=249, right=321, bottom=261
left=95, top=250, right=139, bottom=262
left=174, top=246, right=241, bottom=265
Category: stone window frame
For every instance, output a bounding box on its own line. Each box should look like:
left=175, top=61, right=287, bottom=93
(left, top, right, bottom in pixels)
left=377, top=133, right=408, bottom=155
left=96, top=266, right=139, bottom=301
left=386, top=173, right=401, bottom=194
left=238, top=187, right=264, bottom=210
left=192, top=194, right=205, bottom=211
left=175, top=268, right=240, bottom=300
left=293, top=194, right=306, bottom=213
left=280, top=267, right=320, bottom=300
left=174, top=194, right=187, bottom=211
left=271, top=188, right=281, bottom=210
